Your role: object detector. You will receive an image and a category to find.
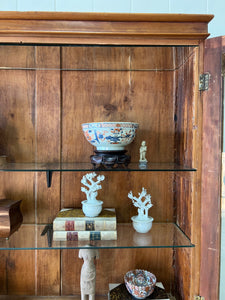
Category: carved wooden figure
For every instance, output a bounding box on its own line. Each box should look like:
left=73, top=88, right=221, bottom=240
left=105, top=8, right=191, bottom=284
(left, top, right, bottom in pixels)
left=79, top=248, right=99, bottom=300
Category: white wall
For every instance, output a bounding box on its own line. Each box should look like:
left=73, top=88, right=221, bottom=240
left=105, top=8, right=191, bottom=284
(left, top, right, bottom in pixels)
left=0, top=0, right=224, bottom=37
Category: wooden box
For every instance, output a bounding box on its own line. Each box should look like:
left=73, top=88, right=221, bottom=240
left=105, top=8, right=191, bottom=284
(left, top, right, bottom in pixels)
left=0, top=199, right=23, bottom=238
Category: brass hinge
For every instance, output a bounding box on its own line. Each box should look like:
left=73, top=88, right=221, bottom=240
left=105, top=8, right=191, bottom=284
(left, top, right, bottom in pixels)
left=194, top=296, right=205, bottom=300
left=199, top=73, right=209, bottom=91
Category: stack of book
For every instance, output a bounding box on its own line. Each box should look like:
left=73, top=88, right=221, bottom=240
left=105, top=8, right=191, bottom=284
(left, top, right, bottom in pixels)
left=53, top=208, right=117, bottom=241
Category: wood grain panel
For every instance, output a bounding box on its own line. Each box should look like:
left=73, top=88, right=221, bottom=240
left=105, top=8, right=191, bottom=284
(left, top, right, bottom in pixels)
left=0, top=12, right=212, bottom=45
left=174, top=248, right=191, bottom=300
left=174, top=47, right=196, bottom=70
left=0, top=69, right=35, bottom=162
left=35, top=67, right=61, bottom=223
left=35, top=46, right=61, bottom=295
left=4, top=226, right=36, bottom=294
left=174, top=173, right=193, bottom=238
left=0, top=46, right=36, bottom=296
left=61, top=71, right=134, bottom=162
left=0, top=45, right=35, bottom=68
left=0, top=250, right=7, bottom=294
left=36, top=233, right=60, bottom=296
left=0, top=229, right=34, bottom=295
left=174, top=47, right=196, bottom=167
left=61, top=250, right=81, bottom=295
left=173, top=46, right=201, bottom=300
left=200, top=36, right=224, bottom=300
left=0, top=11, right=213, bottom=22
left=131, top=47, right=174, bottom=70
left=62, top=46, right=130, bottom=70
left=174, top=47, right=195, bottom=300
left=130, top=71, right=174, bottom=163
left=61, top=47, right=175, bottom=163
left=62, top=248, right=173, bottom=295
left=6, top=251, right=35, bottom=295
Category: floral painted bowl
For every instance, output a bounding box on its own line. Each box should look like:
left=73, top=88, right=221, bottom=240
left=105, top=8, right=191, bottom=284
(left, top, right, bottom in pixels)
left=82, top=122, right=139, bottom=151
left=124, top=269, right=156, bottom=299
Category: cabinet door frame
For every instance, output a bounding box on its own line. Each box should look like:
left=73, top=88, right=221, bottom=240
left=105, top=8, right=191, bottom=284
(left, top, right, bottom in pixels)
left=201, top=36, right=225, bottom=300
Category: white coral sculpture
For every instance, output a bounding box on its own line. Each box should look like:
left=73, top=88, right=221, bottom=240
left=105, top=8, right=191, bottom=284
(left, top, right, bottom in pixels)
left=81, top=172, right=105, bottom=204
left=128, top=187, right=153, bottom=220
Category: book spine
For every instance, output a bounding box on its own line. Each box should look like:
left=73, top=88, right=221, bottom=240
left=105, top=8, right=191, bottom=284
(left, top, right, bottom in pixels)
left=53, top=230, right=117, bottom=241
left=53, top=219, right=116, bottom=231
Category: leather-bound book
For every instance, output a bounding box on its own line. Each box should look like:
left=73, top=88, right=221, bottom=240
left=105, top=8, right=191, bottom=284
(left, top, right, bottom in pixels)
left=0, top=199, right=23, bottom=238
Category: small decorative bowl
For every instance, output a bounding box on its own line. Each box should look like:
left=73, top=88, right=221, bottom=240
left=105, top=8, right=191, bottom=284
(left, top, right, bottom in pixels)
left=82, top=122, right=139, bottom=151
left=81, top=200, right=103, bottom=217
left=131, top=216, right=154, bottom=233
left=124, top=269, right=156, bottom=299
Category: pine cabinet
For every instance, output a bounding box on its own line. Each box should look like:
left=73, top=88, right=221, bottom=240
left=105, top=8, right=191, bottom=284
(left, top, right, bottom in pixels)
left=0, top=12, right=221, bottom=300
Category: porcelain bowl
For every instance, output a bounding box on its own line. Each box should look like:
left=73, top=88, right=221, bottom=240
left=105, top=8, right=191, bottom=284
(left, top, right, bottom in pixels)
left=124, top=269, right=156, bottom=299
left=81, top=200, right=103, bottom=217
left=131, top=216, right=154, bottom=233
left=82, top=122, right=139, bottom=151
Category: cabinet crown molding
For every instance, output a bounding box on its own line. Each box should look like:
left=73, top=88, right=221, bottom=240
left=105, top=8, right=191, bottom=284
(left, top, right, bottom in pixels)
left=0, top=11, right=213, bottom=45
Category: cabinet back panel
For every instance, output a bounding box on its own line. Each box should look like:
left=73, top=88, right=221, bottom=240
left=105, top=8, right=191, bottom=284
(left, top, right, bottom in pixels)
left=173, top=47, right=199, bottom=300
left=0, top=69, right=35, bottom=162
left=0, top=45, right=196, bottom=297
left=61, top=248, right=173, bottom=295
left=174, top=248, right=191, bottom=300
left=174, top=47, right=197, bottom=168
left=61, top=47, right=175, bottom=163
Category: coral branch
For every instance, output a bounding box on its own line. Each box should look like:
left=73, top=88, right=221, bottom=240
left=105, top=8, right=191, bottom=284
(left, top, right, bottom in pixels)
left=128, top=187, right=153, bottom=219
left=81, top=172, right=105, bottom=203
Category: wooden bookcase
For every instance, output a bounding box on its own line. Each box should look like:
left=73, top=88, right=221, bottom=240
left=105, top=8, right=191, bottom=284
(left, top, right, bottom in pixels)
left=0, top=12, right=221, bottom=300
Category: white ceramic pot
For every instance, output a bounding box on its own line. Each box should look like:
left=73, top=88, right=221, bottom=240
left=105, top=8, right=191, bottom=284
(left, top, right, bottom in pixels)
left=82, top=122, right=139, bottom=151
left=131, top=216, right=154, bottom=233
left=81, top=200, right=103, bottom=217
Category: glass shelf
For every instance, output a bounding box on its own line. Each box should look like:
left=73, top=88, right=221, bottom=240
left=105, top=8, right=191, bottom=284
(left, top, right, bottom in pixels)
left=0, top=296, right=106, bottom=300
left=0, top=223, right=194, bottom=250
left=0, top=162, right=196, bottom=172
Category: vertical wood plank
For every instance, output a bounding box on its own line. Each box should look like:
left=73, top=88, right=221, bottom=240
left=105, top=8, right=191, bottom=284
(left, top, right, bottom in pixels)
left=0, top=46, right=36, bottom=295
left=61, top=46, right=175, bottom=296
left=5, top=226, right=36, bottom=295
left=175, top=173, right=193, bottom=238
left=174, top=47, right=196, bottom=168
left=200, top=36, right=224, bottom=300
left=0, top=250, right=7, bottom=294
left=174, top=248, right=191, bottom=300
left=173, top=46, right=200, bottom=300
left=35, top=46, right=61, bottom=296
